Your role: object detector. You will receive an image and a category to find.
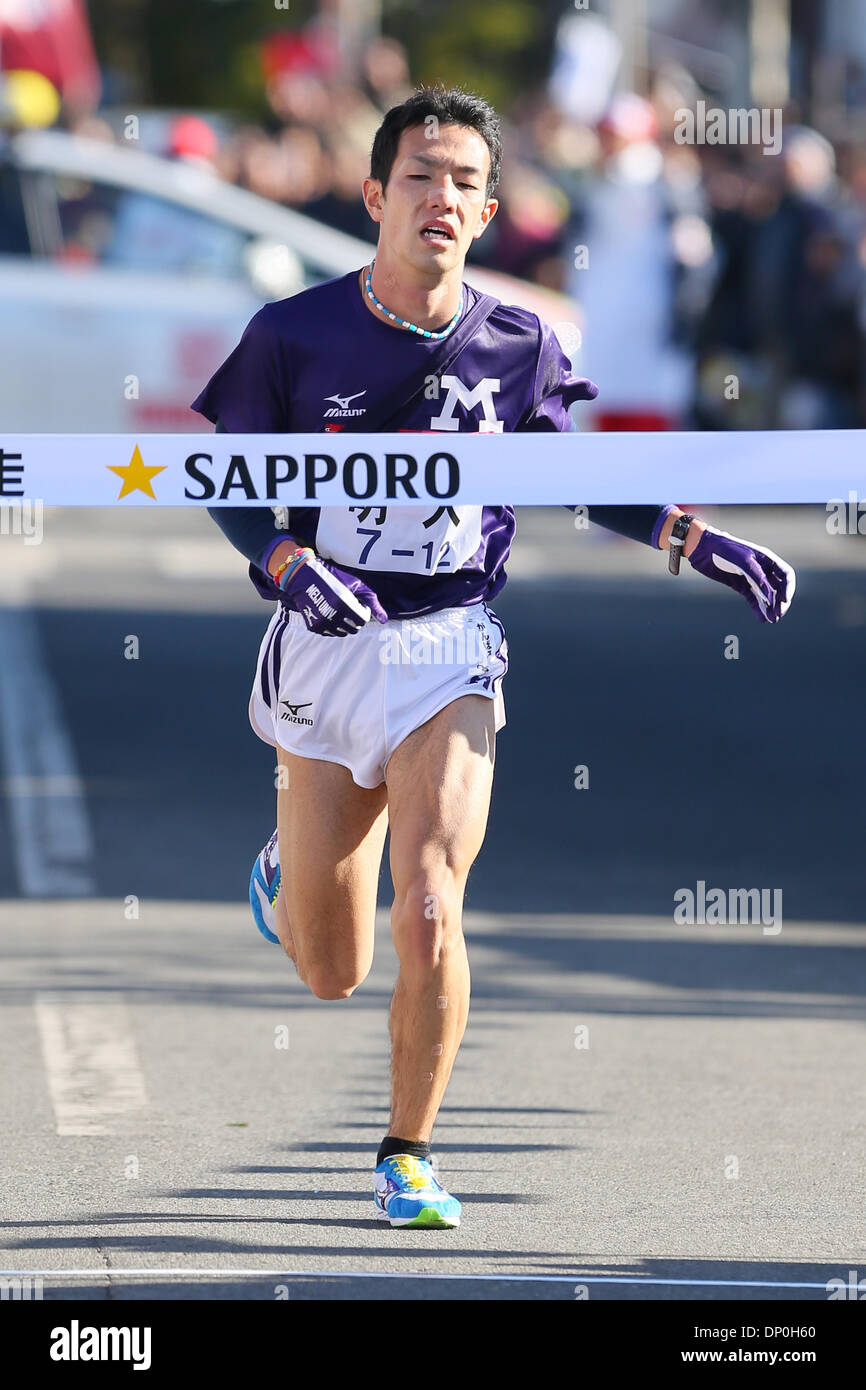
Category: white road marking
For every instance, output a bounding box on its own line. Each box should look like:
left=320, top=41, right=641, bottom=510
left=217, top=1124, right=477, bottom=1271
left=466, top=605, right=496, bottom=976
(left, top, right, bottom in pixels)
left=34, top=995, right=148, bottom=1136
left=0, top=607, right=94, bottom=895
left=0, top=1267, right=833, bottom=1290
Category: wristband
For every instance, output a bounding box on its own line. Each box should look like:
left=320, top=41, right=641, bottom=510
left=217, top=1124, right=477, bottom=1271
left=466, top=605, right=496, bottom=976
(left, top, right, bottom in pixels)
left=273, top=547, right=313, bottom=589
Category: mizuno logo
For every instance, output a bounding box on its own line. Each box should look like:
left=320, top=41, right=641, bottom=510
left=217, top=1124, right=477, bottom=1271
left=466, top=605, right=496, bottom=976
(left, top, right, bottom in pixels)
left=323, top=390, right=367, bottom=417
left=280, top=700, right=313, bottom=726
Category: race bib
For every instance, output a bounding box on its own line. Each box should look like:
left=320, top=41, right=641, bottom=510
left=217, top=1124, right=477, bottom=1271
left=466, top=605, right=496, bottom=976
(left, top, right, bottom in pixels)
left=314, top=505, right=483, bottom=575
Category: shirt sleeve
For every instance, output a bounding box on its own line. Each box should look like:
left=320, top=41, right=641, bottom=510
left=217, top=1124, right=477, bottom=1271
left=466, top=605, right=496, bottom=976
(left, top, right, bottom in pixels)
left=191, top=306, right=295, bottom=584
left=522, top=319, right=673, bottom=548
left=190, top=303, right=288, bottom=432
left=518, top=316, right=599, bottom=431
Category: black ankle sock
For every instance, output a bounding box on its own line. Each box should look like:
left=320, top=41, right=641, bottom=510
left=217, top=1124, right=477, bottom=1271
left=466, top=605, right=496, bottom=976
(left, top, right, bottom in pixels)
left=377, top=1136, right=430, bottom=1168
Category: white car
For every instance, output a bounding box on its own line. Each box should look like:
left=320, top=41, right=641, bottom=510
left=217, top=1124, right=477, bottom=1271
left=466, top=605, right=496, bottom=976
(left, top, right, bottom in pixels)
left=0, top=129, right=581, bottom=431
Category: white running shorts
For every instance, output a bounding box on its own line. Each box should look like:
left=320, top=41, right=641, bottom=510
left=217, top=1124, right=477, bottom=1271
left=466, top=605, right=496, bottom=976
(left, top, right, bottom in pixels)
left=249, top=602, right=508, bottom=789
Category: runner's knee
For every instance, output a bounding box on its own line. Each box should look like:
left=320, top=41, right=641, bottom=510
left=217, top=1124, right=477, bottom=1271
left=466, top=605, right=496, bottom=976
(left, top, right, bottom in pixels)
left=295, top=938, right=371, bottom=1000
left=391, top=871, right=465, bottom=972
left=302, top=968, right=363, bottom=1000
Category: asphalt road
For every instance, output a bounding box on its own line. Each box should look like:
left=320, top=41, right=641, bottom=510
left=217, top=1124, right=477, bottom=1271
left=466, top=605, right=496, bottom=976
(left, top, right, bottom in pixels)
left=1, top=505, right=864, bottom=1301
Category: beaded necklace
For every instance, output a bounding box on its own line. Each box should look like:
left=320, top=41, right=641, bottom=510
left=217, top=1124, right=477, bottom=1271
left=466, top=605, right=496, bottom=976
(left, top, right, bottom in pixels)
left=364, top=261, right=464, bottom=340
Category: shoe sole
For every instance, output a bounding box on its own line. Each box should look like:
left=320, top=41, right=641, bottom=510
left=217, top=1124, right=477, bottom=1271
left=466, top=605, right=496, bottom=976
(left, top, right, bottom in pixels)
left=394, top=1208, right=460, bottom=1229
left=375, top=1202, right=460, bottom=1229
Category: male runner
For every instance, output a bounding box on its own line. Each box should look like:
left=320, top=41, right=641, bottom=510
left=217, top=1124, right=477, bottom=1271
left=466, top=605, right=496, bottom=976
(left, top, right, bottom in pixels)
left=192, top=86, right=795, bottom=1229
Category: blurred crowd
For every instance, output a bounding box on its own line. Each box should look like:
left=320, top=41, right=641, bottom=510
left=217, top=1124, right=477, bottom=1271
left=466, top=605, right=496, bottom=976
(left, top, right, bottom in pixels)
left=11, top=19, right=866, bottom=429
left=156, top=26, right=866, bottom=429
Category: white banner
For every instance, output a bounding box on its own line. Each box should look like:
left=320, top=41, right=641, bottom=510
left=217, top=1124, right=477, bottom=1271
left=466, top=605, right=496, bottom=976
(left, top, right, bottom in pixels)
left=0, top=431, right=863, bottom=505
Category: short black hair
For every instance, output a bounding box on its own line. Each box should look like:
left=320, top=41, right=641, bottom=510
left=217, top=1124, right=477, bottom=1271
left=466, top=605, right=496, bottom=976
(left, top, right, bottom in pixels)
left=370, top=85, right=501, bottom=198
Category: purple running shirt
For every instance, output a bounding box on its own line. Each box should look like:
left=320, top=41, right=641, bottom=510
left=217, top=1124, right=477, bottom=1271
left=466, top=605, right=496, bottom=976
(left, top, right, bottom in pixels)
left=192, top=270, right=599, bottom=618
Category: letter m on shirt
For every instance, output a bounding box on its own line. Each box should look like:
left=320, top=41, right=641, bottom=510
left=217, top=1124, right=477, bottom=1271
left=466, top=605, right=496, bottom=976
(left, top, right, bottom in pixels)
left=429, top=376, right=503, bottom=432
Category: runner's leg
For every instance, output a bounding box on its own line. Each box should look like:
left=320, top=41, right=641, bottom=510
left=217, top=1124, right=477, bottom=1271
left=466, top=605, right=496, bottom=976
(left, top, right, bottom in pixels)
left=384, top=694, right=496, bottom=1140
left=276, top=749, right=389, bottom=999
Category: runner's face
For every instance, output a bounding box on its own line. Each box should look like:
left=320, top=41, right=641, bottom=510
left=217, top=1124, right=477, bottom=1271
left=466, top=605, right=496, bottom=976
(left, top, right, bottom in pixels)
left=365, top=123, right=498, bottom=273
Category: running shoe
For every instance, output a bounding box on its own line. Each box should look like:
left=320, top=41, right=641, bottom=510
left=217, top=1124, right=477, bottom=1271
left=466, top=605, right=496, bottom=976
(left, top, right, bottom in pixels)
left=249, top=828, right=280, bottom=944
left=373, top=1154, right=461, bottom=1228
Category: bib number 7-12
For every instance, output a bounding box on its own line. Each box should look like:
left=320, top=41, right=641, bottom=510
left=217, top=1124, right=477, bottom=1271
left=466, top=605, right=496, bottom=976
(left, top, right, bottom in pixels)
left=315, top=505, right=483, bottom=576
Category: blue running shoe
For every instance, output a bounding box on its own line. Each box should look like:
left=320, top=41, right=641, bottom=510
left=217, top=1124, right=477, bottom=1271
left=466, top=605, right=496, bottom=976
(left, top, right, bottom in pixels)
left=373, top=1154, right=461, bottom=1228
left=249, top=829, right=280, bottom=944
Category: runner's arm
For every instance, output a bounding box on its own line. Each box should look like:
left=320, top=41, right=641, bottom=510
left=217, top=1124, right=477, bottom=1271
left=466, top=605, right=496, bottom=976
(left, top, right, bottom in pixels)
left=190, top=304, right=300, bottom=579
left=521, top=318, right=706, bottom=553
left=206, top=419, right=302, bottom=577
left=571, top=503, right=706, bottom=554
left=529, top=319, right=790, bottom=611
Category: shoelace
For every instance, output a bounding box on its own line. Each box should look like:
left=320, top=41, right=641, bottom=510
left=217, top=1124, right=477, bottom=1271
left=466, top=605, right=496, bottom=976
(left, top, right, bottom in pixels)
left=390, top=1155, right=431, bottom=1191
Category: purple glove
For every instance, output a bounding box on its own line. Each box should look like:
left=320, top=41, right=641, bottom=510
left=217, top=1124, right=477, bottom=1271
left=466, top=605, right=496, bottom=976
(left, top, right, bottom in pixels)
left=278, top=550, right=388, bottom=636
left=687, top=526, right=796, bottom=624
